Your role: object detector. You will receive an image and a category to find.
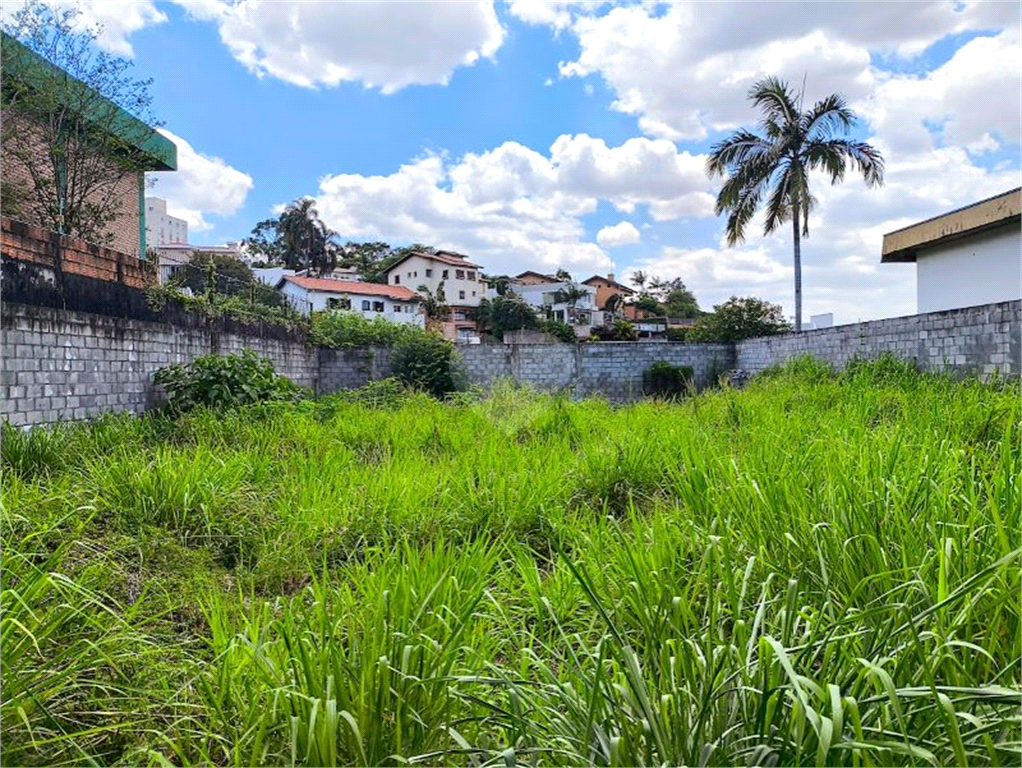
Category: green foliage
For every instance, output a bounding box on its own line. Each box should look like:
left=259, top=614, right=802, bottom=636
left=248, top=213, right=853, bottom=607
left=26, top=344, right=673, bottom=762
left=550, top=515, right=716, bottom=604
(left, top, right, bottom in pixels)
left=1, top=367, right=1019, bottom=766
left=687, top=295, right=791, bottom=342
left=642, top=360, right=694, bottom=399
left=154, top=349, right=307, bottom=413
left=593, top=318, right=639, bottom=341
left=390, top=332, right=464, bottom=399
left=310, top=311, right=424, bottom=348
left=633, top=294, right=661, bottom=313
left=145, top=282, right=307, bottom=330
left=665, top=326, right=690, bottom=342
left=170, top=252, right=286, bottom=309
left=476, top=294, right=539, bottom=340
left=539, top=319, right=577, bottom=342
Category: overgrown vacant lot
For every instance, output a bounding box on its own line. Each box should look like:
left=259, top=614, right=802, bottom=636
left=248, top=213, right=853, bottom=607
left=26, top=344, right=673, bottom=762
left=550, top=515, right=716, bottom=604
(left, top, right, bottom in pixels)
left=2, top=358, right=1020, bottom=767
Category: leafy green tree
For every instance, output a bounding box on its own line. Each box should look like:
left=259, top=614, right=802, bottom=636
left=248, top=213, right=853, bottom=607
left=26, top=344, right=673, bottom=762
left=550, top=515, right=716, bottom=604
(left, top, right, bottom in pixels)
left=170, top=252, right=287, bottom=310
left=475, top=294, right=538, bottom=340
left=244, top=218, right=287, bottom=264
left=687, top=296, right=791, bottom=342
left=278, top=198, right=338, bottom=275
left=707, top=76, right=884, bottom=330
left=417, top=281, right=449, bottom=324
left=630, top=270, right=647, bottom=292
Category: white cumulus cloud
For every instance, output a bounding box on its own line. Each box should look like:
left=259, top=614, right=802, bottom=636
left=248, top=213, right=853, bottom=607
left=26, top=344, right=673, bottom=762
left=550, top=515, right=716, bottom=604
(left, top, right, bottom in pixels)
left=148, top=129, right=254, bottom=233
left=596, top=221, right=640, bottom=248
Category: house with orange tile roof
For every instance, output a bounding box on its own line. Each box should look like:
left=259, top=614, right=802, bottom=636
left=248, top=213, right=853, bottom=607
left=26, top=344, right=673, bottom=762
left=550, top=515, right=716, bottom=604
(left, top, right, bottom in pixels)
left=278, top=275, right=424, bottom=326
left=384, top=249, right=487, bottom=341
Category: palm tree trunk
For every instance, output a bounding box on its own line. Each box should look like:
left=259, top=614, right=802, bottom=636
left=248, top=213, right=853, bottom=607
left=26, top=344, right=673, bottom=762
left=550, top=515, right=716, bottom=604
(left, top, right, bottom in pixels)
left=792, top=206, right=802, bottom=332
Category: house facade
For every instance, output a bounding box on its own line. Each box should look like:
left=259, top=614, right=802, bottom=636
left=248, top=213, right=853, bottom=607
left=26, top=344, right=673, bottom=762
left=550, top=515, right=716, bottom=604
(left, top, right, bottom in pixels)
left=279, top=275, right=423, bottom=325
left=155, top=243, right=246, bottom=283
left=882, top=188, right=1021, bottom=313
left=385, top=250, right=485, bottom=340
left=508, top=278, right=598, bottom=338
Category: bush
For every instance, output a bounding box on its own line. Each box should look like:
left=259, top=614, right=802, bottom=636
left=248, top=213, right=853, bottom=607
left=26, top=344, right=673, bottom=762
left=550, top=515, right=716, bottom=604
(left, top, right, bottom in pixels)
left=145, top=283, right=307, bottom=331
left=539, top=320, right=577, bottom=343
left=390, top=334, right=464, bottom=399
left=642, top=360, right=694, bottom=399
left=687, top=296, right=790, bottom=342
left=154, top=350, right=308, bottom=413
left=592, top=319, right=638, bottom=341
left=310, top=311, right=423, bottom=348
left=665, top=327, right=690, bottom=342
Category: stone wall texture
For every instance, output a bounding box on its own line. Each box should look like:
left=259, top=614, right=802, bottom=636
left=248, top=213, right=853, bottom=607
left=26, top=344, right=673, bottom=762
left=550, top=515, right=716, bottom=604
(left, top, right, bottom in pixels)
left=1, top=304, right=317, bottom=427
left=737, top=300, right=1021, bottom=377
left=2, top=299, right=1019, bottom=427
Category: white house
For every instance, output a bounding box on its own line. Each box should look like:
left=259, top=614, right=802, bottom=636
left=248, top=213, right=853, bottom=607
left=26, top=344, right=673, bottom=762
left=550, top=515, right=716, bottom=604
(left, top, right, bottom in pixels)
left=145, top=197, right=188, bottom=246
left=882, top=188, right=1021, bottom=313
left=155, top=242, right=246, bottom=283
left=384, top=250, right=486, bottom=340
left=506, top=274, right=598, bottom=338
left=278, top=275, right=424, bottom=326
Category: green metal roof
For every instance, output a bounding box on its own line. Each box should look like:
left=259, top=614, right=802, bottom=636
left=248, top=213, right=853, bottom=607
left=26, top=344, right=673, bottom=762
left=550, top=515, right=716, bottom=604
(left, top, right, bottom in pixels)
left=1, top=32, right=176, bottom=171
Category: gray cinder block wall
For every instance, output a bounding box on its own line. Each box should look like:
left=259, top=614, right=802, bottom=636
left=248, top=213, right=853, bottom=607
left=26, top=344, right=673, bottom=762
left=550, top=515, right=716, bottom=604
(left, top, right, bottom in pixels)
left=2, top=299, right=1019, bottom=427
left=736, top=300, right=1020, bottom=377
left=1, top=304, right=318, bottom=427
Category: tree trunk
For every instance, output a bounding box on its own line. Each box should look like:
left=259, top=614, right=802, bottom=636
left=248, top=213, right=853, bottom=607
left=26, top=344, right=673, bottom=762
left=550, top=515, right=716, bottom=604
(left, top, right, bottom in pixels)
left=792, top=206, right=802, bottom=332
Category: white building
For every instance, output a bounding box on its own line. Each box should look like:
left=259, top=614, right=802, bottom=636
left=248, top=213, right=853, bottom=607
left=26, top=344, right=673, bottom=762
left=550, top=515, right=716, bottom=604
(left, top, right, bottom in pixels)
left=384, top=250, right=486, bottom=340
left=278, top=275, right=423, bottom=326
left=506, top=274, right=598, bottom=338
left=145, top=197, right=188, bottom=246
left=882, top=188, right=1021, bottom=314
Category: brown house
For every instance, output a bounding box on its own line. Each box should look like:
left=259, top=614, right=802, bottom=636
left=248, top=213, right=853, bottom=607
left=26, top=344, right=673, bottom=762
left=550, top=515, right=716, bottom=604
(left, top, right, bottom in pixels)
left=583, top=274, right=635, bottom=310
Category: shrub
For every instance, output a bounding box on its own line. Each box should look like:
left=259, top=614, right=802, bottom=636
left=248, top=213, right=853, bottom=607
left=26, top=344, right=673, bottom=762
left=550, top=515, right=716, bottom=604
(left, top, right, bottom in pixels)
left=539, top=320, right=577, bottom=343
left=310, top=311, right=422, bottom=348
left=390, top=333, right=464, bottom=399
left=687, top=296, right=790, bottom=342
left=145, top=283, right=307, bottom=331
left=154, top=350, right=308, bottom=413
left=592, top=319, right=638, bottom=341
left=642, top=360, right=694, bottom=399
left=665, top=326, right=690, bottom=342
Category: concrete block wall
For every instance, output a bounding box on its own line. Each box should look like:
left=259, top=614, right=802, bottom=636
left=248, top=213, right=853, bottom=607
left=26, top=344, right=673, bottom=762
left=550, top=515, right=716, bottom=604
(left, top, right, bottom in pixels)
left=737, top=300, right=1020, bottom=376
left=459, top=342, right=734, bottom=400
left=317, top=346, right=392, bottom=395
left=1, top=304, right=317, bottom=427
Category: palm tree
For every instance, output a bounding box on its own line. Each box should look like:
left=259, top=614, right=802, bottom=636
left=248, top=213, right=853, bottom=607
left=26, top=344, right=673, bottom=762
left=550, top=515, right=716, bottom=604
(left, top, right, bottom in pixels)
left=279, top=198, right=338, bottom=275
left=630, top=270, right=647, bottom=292
left=707, top=76, right=884, bottom=331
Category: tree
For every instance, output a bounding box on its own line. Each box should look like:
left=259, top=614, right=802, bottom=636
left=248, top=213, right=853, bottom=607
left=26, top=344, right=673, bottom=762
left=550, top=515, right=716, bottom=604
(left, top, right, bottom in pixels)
left=1, top=1, right=162, bottom=245
left=483, top=273, right=512, bottom=296
left=277, top=197, right=338, bottom=275
left=170, top=252, right=287, bottom=309
left=555, top=268, right=572, bottom=282
left=244, top=218, right=287, bottom=264
left=707, top=76, right=884, bottom=331
left=630, top=270, right=647, bottom=292
left=475, top=294, right=538, bottom=340
left=687, top=296, right=791, bottom=343
left=553, top=284, right=590, bottom=309
left=417, top=281, right=449, bottom=326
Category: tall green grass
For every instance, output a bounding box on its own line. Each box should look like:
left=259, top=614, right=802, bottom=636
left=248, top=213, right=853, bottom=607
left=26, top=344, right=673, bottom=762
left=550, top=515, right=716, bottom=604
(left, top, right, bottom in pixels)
left=1, top=357, right=1019, bottom=766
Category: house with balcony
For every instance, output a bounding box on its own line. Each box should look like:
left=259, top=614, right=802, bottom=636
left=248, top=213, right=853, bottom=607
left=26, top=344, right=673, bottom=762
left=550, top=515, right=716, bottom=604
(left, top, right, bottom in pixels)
left=583, top=273, right=635, bottom=324
left=385, top=249, right=486, bottom=341
left=507, top=276, right=598, bottom=338
left=278, top=275, right=423, bottom=326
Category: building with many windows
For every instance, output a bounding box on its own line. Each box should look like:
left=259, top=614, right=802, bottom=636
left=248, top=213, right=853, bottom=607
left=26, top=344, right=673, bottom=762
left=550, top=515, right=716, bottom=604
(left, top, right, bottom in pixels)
left=145, top=197, right=188, bottom=246
left=384, top=249, right=486, bottom=340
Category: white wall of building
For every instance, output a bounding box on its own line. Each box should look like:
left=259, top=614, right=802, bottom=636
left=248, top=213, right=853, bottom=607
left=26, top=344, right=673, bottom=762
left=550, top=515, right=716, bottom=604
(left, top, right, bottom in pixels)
left=388, top=255, right=485, bottom=307
left=508, top=281, right=597, bottom=334
left=145, top=197, right=189, bottom=247
left=281, top=282, right=424, bottom=326
left=916, top=226, right=1021, bottom=313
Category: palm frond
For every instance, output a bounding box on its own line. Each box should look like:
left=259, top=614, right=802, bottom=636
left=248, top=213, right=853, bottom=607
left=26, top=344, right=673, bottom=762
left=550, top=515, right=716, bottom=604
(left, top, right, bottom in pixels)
left=801, top=94, right=855, bottom=140
left=804, top=139, right=885, bottom=187
left=749, top=76, right=799, bottom=128
left=707, top=129, right=773, bottom=178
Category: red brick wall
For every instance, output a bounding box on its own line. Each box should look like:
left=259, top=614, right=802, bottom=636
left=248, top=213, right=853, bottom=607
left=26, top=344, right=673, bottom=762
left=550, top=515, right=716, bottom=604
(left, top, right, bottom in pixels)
left=1, top=216, right=149, bottom=288
left=1, top=110, right=142, bottom=256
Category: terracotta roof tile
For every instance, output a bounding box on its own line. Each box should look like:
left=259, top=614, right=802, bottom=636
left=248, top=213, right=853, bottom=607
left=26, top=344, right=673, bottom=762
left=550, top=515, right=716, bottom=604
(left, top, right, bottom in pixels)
left=283, top=275, right=419, bottom=301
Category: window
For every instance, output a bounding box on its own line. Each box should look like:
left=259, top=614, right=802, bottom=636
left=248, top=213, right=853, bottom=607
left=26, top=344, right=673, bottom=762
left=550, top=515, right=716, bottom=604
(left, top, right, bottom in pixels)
left=394, top=275, right=400, bottom=284
left=414, top=271, right=418, bottom=277
left=471, top=291, right=476, bottom=297
left=393, top=304, right=402, bottom=313
left=459, top=290, right=466, bottom=300
left=425, top=269, right=433, bottom=277
left=456, top=269, right=465, bottom=280
left=442, top=269, right=449, bottom=279
left=373, top=301, right=384, bottom=312
left=467, top=271, right=475, bottom=280
left=327, top=297, right=351, bottom=310
left=362, top=300, right=371, bottom=311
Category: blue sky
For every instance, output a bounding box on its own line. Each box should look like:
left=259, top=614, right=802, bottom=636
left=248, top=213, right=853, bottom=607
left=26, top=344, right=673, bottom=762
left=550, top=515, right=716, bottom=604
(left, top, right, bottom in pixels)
left=8, top=1, right=1019, bottom=323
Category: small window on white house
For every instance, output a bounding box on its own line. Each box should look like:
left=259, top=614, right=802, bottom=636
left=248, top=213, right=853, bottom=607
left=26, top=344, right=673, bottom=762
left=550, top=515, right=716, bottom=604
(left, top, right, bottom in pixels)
left=362, top=300, right=371, bottom=311
left=456, top=269, right=465, bottom=280
left=467, top=271, right=475, bottom=280
left=472, top=291, right=476, bottom=297
left=459, top=290, right=466, bottom=300
left=393, top=304, right=402, bottom=313
left=442, top=269, right=449, bottom=279
left=394, top=275, right=400, bottom=284
left=425, top=269, right=433, bottom=277
left=373, top=301, right=385, bottom=312
left=327, top=297, right=351, bottom=310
